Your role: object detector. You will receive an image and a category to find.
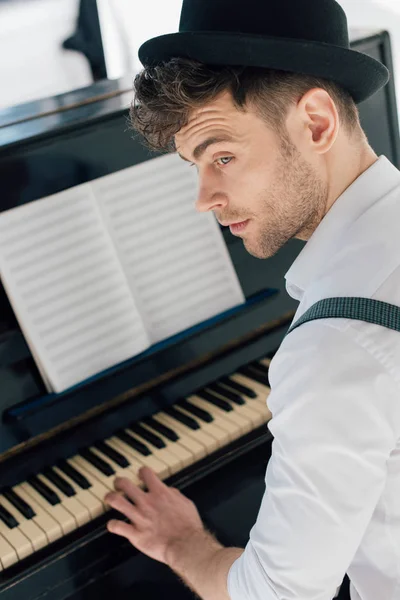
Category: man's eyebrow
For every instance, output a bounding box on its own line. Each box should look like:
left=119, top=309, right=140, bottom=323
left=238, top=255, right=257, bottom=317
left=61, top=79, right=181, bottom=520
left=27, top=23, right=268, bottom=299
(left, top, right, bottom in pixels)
left=178, top=135, right=234, bottom=162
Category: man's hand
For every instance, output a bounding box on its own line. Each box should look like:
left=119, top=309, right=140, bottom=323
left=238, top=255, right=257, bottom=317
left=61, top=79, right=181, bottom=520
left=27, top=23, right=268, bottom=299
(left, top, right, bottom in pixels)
left=105, top=466, right=206, bottom=565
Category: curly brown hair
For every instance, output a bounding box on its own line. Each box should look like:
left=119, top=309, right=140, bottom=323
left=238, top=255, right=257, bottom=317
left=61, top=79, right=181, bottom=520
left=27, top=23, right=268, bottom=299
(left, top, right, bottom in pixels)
left=130, top=57, right=364, bottom=153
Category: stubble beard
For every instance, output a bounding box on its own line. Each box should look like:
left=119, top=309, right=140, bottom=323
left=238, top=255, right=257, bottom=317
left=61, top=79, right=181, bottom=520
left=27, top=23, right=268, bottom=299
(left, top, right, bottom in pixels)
left=244, top=140, right=329, bottom=259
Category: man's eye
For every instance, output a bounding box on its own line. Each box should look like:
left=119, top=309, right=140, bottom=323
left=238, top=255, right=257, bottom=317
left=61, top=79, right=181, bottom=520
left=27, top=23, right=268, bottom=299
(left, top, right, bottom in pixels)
left=216, top=157, right=233, bottom=166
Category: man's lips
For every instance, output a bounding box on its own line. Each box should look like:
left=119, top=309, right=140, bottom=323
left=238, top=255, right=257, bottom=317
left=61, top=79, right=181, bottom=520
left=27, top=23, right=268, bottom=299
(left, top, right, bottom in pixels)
left=219, top=219, right=250, bottom=235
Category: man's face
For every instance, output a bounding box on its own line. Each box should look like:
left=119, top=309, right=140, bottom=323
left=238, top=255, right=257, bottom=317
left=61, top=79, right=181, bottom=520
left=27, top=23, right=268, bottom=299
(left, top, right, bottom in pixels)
left=175, top=91, right=329, bottom=259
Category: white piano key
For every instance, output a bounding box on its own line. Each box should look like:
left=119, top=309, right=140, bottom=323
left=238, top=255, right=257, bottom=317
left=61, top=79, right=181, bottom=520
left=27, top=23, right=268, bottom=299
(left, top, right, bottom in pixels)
left=125, top=428, right=183, bottom=475
left=174, top=403, right=232, bottom=448
left=155, top=412, right=209, bottom=459
left=19, top=482, right=76, bottom=536
left=0, top=515, right=33, bottom=561
left=37, top=474, right=91, bottom=527
left=0, top=495, right=47, bottom=552
left=188, top=395, right=246, bottom=439
left=0, top=533, right=18, bottom=570
left=229, top=373, right=272, bottom=421
left=106, top=437, right=170, bottom=480
left=52, top=465, right=105, bottom=519
left=88, top=446, right=142, bottom=487
left=13, top=485, right=62, bottom=543
left=207, top=387, right=267, bottom=428
left=139, top=422, right=194, bottom=470
left=66, top=458, right=111, bottom=505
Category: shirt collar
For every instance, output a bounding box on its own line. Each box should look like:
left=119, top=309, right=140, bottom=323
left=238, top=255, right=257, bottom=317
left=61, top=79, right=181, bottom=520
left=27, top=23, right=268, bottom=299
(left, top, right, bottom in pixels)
left=284, top=155, right=400, bottom=301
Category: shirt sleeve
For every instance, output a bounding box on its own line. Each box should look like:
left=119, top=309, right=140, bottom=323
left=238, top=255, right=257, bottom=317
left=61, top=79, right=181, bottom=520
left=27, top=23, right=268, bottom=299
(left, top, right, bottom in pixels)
left=227, top=321, right=400, bottom=600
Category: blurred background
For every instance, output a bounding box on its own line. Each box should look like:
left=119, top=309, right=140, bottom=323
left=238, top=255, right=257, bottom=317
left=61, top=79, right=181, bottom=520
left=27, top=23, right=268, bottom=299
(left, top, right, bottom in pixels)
left=1, top=0, right=400, bottom=112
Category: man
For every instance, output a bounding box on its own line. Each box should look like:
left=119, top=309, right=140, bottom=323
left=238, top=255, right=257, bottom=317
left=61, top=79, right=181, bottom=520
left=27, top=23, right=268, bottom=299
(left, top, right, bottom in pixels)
left=104, top=1, right=400, bottom=599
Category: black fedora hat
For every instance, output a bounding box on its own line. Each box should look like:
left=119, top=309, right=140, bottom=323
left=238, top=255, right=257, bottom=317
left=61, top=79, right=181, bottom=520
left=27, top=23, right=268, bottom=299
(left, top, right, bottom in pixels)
left=138, top=0, right=389, bottom=104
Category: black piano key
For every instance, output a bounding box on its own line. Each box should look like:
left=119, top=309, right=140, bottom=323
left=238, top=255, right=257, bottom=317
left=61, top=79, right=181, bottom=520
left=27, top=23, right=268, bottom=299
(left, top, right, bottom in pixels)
left=164, top=406, right=200, bottom=430
left=94, top=441, right=130, bottom=468
left=0, top=503, right=18, bottom=529
left=57, top=459, right=92, bottom=490
left=176, top=399, right=214, bottom=423
left=251, top=361, right=270, bottom=378
left=238, top=365, right=269, bottom=387
left=197, top=389, right=233, bottom=412
left=129, top=423, right=166, bottom=449
left=27, top=475, right=60, bottom=506
left=2, top=488, right=35, bottom=519
left=143, top=416, right=179, bottom=442
left=208, top=382, right=245, bottom=405
left=116, top=430, right=152, bottom=456
left=42, top=467, right=76, bottom=498
left=79, top=448, right=115, bottom=477
left=220, top=376, right=257, bottom=398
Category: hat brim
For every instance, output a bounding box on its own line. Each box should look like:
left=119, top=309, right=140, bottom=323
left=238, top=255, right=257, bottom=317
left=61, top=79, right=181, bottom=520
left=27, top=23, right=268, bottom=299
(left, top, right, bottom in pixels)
left=138, top=32, right=389, bottom=104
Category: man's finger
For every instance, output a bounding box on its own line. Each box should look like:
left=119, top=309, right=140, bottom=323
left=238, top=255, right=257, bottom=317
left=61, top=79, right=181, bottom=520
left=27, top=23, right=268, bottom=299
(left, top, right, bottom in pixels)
left=107, top=519, right=137, bottom=540
left=138, top=465, right=166, bottom=492
left=105, top=491, right=142, bottom=523
left=114, top=476, right=148, bottom=506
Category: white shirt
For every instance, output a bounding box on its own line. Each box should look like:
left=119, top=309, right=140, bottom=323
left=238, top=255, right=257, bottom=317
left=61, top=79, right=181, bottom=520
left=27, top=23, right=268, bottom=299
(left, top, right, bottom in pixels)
left=227, top=155, right=400, bottom=600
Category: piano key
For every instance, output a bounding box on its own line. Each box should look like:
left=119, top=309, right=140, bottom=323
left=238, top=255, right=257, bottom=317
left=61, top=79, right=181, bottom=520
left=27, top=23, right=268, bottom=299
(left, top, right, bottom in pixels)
left=176, top=398, right=214, bottom=423
left=229, top=373, right=272, bottom=422
left=155, top=413, right=208, bottom=460
left=191, top=393, right=253, bottom=435
left=238, top=365, right=269, bottom=387
left=52, top=466, right=104, bottom=518
left=94, top=441, right=130, bottom=468
left=115, top=430, right=151, bottom=456
left=37, top=474, right=90, bottom=528
left=69, top=456, right=116, bottom=493
left=0, top=495, right=47, bottom=552
left=250, top=360, right=270, bottom=377
left=139, top=422, right=193, bottom=470
left=0, top=512, right=33, bottom=560
left=13, top=484, right=63, bottom=543
left=161, top=408, right=219, bottom=453
left=56, top=459, right=92, bottom=490
left=79, top=448, right=115, bottom=477
left=2, top=488, right=35, bottom=520
left=107, top=437, right=170, bottom=479
left=54, top=463, right=106, bottom=517
left=19, top=482, right=76, bottom=536
left=129, top=423, right=166, bottom=449
left=197, top=390, right=233, bottom=412
left=0, top=533, right=18, bottom=570
left=207, top=383, right=245, bottom=405
left=174, top=403, right=231, bottom=449
left=88, top=445, right=141, bottom=486
left=125, top=428, right=182, bottom=475
left=42, top=467, right=76, bottom=497
left=187, top=395, right=243, bottom=440
left=219, top=376, right=257, bottom=398
left=164, top=406, right=200, bottom=430
left=259, top=357, right=272, bottom=367
left=0, top=503, right=18, bottom=529
left=142, top=417, right=179, bottom=442
left=0, top=513, right=33, bottom=560
left=206, top=386, right=266, bottom=429
left=27, top=476, right=60, bottom=506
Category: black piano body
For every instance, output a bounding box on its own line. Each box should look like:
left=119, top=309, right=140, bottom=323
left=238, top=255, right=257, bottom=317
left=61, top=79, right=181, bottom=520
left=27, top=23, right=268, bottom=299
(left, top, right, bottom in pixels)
left=0, top=30, right=399, bottom=600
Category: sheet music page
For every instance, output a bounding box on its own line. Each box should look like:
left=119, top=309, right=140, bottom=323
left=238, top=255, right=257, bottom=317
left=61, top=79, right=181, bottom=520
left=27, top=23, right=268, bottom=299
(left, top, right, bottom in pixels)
left=0, top=184, right=150, bottom=393
left=92, top=153, right=245, bottom=343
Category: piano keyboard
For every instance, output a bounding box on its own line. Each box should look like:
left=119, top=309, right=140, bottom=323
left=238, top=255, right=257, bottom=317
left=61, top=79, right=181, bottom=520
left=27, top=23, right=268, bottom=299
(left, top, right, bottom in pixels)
left=0, top=358, right=272, bottom=572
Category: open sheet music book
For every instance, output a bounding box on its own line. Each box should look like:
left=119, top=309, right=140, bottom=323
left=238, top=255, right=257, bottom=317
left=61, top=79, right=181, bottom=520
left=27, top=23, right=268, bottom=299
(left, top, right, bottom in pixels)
left=0, top=154, right=245, bottom=394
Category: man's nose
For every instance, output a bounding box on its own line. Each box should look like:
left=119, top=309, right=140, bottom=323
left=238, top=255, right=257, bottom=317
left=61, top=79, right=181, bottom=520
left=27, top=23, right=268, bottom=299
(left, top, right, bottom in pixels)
left=195, top=181, right=229, bottom=213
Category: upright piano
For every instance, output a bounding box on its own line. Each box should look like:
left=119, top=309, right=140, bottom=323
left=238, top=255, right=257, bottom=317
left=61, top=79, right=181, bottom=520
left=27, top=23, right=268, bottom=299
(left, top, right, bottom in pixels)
left=0, top=30, right=399, bottom=600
